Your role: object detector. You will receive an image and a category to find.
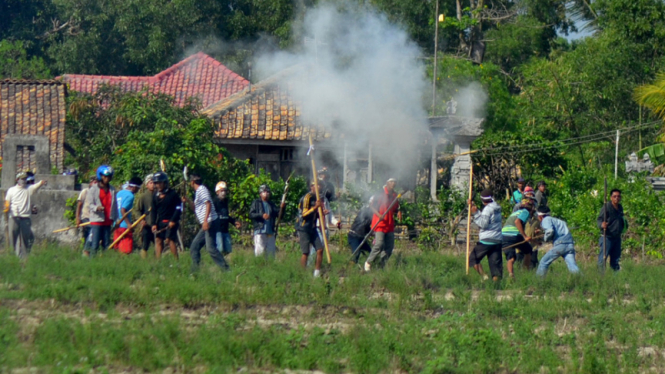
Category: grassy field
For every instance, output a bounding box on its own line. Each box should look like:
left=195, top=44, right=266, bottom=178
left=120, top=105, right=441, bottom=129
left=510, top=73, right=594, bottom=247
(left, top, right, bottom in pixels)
left=1, top=240, right=665, bottom=373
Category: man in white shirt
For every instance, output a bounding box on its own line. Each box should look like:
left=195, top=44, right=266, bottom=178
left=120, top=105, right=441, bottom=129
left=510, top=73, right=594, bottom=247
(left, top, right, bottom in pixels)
left=4, top=172, right=46, bottom=258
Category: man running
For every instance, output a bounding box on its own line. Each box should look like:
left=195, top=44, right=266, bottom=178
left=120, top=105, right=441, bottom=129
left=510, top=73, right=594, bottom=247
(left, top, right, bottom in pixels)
left=597, top=188, right=626, bottom=271
left=113, top=177, right=142, bottom=254
left=468, top=189, right=503, bottom=281
left=364, top=178, right=401, bottom=272
left=348, top=197, right=373, bottom=264
left=250, top=185, right=281, bottom=257
left=85, top=165, right=117, bottom=257
left=150, top=172, right=181, bottom=260
left=136, top=174, right=155, bottom=258
left=535, top=206, right=580, bottom=277
left=502, top=198, right=535, bottom=278
left=297, top=180, right=327, bottom=277
left=76, top=176, right=96, bottom=249
left=214, top=181, right=241, bottom=255
left=4, top=172, right=46, bottom=258
left=183, top=174, right=229, bottom=272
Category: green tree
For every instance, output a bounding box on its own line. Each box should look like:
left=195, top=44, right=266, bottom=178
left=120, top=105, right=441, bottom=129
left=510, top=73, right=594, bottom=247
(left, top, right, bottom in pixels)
left=0, top=40, right=51, bottom=79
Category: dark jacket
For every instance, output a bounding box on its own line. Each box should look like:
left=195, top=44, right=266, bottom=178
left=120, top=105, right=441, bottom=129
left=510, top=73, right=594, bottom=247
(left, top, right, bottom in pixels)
left=214, top=197, right=236, bottom=233
left=320, top=180, right=336, bottom=202
left=349, top=206, right=373, bottom=238
left=296, top=193, right=319, bottom=232
left=136, top=190, right=154, bottom=226
left=151, top=188, right=182, bottom=225
left=597, top=202, right=626, bottom=238
left=249, top=198, right=279, bottom=232
left=535, top=190, right=548, bottom=209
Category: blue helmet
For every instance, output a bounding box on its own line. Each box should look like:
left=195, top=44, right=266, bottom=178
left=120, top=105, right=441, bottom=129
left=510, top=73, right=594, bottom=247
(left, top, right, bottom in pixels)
left=96, top=165, right=114, bottom=181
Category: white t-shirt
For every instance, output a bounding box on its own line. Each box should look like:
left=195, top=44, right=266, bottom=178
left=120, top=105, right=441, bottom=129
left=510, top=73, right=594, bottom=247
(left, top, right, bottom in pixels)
left=194, top=185, right=218, bottom=224
left=77, top=188, right=90, bottom=220
left=5, top=184, right=41, bottom=218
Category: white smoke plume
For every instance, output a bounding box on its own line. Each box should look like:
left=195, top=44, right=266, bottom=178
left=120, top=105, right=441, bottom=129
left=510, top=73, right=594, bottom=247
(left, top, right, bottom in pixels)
left=454, top=82, right=488, bottom=119
left=254, top=2, right=430, bottom=186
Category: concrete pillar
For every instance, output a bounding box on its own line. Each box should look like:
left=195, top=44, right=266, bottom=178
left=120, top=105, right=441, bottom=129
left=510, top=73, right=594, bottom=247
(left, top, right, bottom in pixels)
left=430, top=138, right=438, bottom=201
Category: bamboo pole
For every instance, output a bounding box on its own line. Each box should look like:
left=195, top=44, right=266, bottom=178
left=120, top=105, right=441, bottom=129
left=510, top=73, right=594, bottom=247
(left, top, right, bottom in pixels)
left=465, top=161, right=474, bottom=275
left=52, top=221, right=92, bottom=234
left=108, top=209, right=150, bottom=250
left=308, top=133, right=332, bottom=264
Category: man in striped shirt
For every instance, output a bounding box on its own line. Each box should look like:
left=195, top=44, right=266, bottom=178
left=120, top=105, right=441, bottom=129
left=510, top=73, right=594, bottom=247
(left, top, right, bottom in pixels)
left=182, top=173, right=229, bottom=273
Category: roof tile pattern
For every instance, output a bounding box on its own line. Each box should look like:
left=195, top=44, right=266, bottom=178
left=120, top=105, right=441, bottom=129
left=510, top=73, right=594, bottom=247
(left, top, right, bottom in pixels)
left=0, top=80, right=67, bottom=171
left=203, top=66, right=331, bottom=142
left=61, top=52, right=249, bottom=108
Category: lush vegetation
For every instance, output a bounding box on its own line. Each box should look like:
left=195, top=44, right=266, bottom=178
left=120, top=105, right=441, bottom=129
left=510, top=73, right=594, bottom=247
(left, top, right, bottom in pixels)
left=2, top=244, right=665, bottom=372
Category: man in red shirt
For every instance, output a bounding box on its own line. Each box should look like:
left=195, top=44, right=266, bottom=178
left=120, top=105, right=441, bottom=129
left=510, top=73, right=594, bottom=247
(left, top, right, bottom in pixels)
left=84, top=165, right=118, bottom=257
left=364, top=178, right=401, bottom=271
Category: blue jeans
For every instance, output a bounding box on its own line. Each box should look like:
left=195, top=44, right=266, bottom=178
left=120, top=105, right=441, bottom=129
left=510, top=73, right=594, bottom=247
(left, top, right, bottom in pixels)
left=190, top=219, right=229, bottom=272
left=536, top=243, right=579, bottom=276
left=348, top=234, right=371, bottom=263
left=216, top=232, right=232, bottom=255
left=598, top=236, right=621, bottom=271
left=88, top=225, right=111, bottom=256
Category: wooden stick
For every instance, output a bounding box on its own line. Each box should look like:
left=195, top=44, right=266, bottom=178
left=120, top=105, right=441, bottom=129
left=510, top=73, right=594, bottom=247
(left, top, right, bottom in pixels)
left=350, top=193, right=402, bottom=260
left=308, top=133, right=332, bottom=264
left=501, top=235, right=544, bottom=250
left=465, top=162, right=474, bottom=275
left=52, top=221, right=92, bottom=234
left=107, top=209, right=150, bottom=250
left=113, top=208, right=134, bottom=230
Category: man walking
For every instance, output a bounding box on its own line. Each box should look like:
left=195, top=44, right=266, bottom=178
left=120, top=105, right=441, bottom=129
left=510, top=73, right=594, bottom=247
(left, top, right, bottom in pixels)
left=348, top=197, right=374, bottom=264
left=249, top=185, right=281, bottom=257
left=502, top=199, right=535, bottom=278
left=85, top=165, right=117, bottom=257
left=297, top=181, right=327, bottom=277
left=183, top=174, right=229, bottom=272
left=136, top=174, right=155, bottom=258
left=76, top=176, right=96, bottom=249
left=214, top=181, right=241, bottom=255
left=4, top=172, right=46, bottom=258
left=364, top=178, right=401, bottom=272
left=597, top=188, right=626, bottom=271
left=535, top=207, right=580, bottom=277
left=150, top=172, right=181, bottom=260
left=113, top=177, right=142, bottom=254
left=468, top=189, right=503, bottom=281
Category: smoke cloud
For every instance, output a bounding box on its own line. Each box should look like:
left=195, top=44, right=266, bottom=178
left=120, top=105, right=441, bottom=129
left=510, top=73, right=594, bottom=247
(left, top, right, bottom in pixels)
left=454, top=82, right=488, bottom=119
left=254, top=2, right=430, bottom=186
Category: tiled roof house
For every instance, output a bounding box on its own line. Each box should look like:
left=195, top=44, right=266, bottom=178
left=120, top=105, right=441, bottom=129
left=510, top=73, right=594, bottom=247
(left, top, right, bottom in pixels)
left=60, top=52, right=249, bottom=108
left=0, top=80, right=67, bottom=172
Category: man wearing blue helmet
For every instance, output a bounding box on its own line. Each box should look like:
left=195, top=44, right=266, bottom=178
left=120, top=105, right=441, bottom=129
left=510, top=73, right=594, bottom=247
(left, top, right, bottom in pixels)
left=84, top=165, right=118, bottom=257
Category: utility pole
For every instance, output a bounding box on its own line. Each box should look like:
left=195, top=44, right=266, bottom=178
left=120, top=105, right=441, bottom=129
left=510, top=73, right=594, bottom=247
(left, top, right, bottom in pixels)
left=431, top=0, right=439, bottom=115
left=615, top=129, right=620, bottom=179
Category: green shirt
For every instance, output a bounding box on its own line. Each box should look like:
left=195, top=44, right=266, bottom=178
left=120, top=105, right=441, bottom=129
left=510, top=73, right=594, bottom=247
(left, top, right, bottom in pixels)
left=502, top=209, right=530, bottom=237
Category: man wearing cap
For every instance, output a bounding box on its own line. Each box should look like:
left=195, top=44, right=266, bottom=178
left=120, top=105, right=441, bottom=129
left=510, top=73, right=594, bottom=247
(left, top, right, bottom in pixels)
left=513, top=186, right=535, bottom=212
left=535, top=206, right=579, bottom=276
left=469, top=189, right=503, bottom=281
left=136, top=174, right=155, bottom=258
left=76, top=176, right=96, bottom=249
left=364, top=178, right=401, bottom=272
left=213, top=181, right=241, bottom=256
left=151, top=171, right=181, bottom=260
left=113, top=177, right=142, bottom=255
left=86, top=165, right=117, bottom=257
left=4, top=172, right=46, bottom=258
left=502, top=198, right=535, bottom=278
left=183, top=173, right=229, bottom=272
left=510, top=178, right=526, bottom=205
left=249, top=185, right=282, bottom=257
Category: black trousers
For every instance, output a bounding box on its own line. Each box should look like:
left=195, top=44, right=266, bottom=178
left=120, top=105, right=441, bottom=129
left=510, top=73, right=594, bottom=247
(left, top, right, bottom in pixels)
left=469, top=242, right=503, bottom=278
left=141, top=224, right=155, bottom=251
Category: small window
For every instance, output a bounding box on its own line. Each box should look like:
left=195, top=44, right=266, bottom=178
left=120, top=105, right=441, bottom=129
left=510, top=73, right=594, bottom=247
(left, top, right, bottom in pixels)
left=280, top=149, right=294, bottom=161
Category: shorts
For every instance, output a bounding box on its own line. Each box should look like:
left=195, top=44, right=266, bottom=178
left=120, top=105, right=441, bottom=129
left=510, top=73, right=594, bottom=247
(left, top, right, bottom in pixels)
left=113, top=227, right=133, bottom=254
left=299, top=230, right=323, bottom=255
left=469, top=242, right=503, bottom=278
left=503, top=235, right=533, bottom=261
left=156, top=221, right=179, bottom=242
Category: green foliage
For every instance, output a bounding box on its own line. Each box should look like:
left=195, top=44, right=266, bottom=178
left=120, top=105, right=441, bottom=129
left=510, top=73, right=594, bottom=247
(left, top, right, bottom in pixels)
left=64, top=196, right=77, bottom=226
left=416, top=227, right=441, bottom=251
left=0, top=40, right=51, bottom=79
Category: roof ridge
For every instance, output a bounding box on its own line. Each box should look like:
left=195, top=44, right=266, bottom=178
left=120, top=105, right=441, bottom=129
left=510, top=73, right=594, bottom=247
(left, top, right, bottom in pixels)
left=1, top=79, right=67, bottom=85
left=152, top=52, right=208, bottom=80
left=57, top=74, right=153, bottom=81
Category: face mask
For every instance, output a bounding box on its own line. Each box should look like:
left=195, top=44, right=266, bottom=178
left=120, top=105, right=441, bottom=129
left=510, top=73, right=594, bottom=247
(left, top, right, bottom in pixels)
left=17, top=179, right=26, bottom=187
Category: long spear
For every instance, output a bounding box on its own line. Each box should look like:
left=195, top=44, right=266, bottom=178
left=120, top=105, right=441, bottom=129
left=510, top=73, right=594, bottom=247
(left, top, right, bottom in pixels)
left=308, top=133, right=331, bottom=264
left=107, top=209, right=151, bottom=250
left=275, top=170, right=295, bottom=237
left=465, top=162, right=474, bottom=275
left=349, top=193, right=402, bottom=260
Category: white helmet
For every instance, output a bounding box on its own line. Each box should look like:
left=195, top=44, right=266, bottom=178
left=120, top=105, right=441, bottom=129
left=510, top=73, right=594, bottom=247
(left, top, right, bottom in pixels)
left=215, top=181, right=228, bottom=192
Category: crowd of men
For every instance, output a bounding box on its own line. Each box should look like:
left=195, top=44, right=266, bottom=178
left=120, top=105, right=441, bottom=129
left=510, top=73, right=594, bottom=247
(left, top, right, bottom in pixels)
left=3, top=165, right=626, bottom=279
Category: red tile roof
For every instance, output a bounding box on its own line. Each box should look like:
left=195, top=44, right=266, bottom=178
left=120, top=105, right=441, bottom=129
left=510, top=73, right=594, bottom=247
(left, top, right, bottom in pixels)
left=0, top=80, right=67, bottom=171
left=59, top=52, right=249, bottom=108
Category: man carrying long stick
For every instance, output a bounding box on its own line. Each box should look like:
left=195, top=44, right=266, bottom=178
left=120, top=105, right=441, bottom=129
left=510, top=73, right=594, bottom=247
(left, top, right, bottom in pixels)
left=151, top=172, right=181, bottom=260
left=468, top=189, right=503, bottom=281
left=296, top=180, right=328, bottom=277
left=501, top=198, right=535, bottom=278
left=112, top=177, right=142, bottom=254
left=364, top=178, right=401, bottom=272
